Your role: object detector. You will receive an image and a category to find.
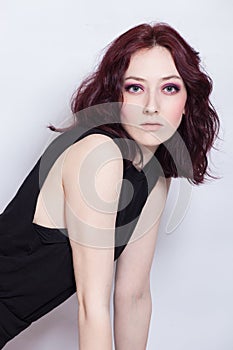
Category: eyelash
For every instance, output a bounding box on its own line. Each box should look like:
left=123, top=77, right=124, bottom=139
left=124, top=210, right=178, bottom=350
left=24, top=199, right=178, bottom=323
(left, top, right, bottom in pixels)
left=124, top=84, right=143, bottom=93
left=124, top=83, right=180, bottom=94
left=163, top=84, right=180, bottom=94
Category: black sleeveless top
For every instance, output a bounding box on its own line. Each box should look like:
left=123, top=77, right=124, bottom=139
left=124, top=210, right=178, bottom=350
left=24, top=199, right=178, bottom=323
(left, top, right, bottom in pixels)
left=0, top=125, right=161, bottom=261
left=0, top=125, right=163, bottom=348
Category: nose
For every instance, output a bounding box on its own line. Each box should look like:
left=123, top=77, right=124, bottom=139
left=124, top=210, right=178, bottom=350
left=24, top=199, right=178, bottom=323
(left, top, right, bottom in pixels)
left=143, top=91, right=159, bottom=115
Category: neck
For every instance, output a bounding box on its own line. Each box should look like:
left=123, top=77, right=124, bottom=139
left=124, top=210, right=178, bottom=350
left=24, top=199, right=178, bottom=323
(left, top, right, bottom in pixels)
left=133, top=144, right=159, bottom=170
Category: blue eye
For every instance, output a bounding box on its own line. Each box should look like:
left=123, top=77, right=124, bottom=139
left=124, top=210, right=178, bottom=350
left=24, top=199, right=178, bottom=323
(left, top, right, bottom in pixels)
left=163, top=84, right=180, bottom=94
left=124, top=84, right=143, bottom=93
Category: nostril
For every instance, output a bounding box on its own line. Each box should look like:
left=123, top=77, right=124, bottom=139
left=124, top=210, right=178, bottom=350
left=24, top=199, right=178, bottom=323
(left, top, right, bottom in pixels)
left=143, top=106, right=158, bottom=115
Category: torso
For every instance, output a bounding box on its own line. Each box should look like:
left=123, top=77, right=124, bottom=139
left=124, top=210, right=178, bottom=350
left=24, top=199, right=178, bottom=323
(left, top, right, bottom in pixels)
left=0, top=126, right=163, bottom=261
left=32, top=146, right=71, bottom=229
left=32, top=134, right=155, bottom=230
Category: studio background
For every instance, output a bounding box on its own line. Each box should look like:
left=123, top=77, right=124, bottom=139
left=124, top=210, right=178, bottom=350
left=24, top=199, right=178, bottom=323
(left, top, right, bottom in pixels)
left=0, top=0, right=232, bottom=349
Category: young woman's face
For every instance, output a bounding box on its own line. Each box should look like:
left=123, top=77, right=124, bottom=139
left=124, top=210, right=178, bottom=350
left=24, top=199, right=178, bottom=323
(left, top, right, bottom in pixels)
left=120, top=45, right=187, bottom=153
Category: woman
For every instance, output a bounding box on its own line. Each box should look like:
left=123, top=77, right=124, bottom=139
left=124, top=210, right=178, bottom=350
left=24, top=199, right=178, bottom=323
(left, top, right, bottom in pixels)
left=0, top=22, right=219, bottom=349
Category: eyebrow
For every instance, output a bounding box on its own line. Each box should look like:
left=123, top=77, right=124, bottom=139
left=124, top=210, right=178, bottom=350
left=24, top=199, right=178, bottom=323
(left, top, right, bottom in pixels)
left=124, top=75, right=182, bottom=82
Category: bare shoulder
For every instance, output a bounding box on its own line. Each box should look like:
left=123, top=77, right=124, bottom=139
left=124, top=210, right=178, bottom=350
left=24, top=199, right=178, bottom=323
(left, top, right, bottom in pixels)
left=153, top=176, right=172, bottom=195
left=64, top=133, right=122, bottom=161
left=62, top=133, right=123, bottom=186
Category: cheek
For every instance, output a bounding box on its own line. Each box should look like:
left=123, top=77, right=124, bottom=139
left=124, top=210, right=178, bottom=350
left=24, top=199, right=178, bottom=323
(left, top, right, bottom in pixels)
left=120, top=103, right=141, bottom=123
left=165, top=97, right=186, bottom=125
left=120, top=104, right=129, bottom=120
left=120, top=106, right=129, bottom=124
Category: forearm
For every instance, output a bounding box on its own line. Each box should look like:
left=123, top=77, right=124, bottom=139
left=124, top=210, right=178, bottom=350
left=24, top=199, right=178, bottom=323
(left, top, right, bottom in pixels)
left=78, top=305, right=113, bottom=350
left=113, top=290, right=152, bottom=350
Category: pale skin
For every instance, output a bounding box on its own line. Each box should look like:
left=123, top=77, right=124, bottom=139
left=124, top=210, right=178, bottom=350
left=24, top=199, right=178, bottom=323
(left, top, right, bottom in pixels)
left=32, top=45, right=187, bottom=349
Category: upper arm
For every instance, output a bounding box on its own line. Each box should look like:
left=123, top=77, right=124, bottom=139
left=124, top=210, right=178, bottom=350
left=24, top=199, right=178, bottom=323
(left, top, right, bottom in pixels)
left=126, top=175, right=172, bottom=246
left=62, top=134, right=123, bottom=307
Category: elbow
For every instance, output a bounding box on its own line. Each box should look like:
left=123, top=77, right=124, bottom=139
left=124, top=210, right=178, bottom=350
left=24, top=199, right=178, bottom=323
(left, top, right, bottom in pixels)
left=77, top=291, right=110, bottom=319
left=114, top=280, right=151, bottom=308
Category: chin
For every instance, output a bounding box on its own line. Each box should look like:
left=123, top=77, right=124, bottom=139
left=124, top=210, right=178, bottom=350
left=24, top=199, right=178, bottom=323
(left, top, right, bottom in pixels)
left=131, top=131, right=162, bottom=152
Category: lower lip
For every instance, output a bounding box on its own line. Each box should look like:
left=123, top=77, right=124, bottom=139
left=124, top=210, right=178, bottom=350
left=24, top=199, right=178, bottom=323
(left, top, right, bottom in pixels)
left=141, top=123, right=163, bottom=131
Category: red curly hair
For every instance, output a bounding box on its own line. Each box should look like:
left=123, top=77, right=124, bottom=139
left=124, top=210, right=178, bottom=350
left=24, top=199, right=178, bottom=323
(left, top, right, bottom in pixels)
left=49, top=22, right=220, bottom=185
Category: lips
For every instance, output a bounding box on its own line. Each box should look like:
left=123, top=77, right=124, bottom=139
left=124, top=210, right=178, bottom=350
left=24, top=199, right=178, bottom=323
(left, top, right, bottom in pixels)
left=140, top=122, right=163, bottom=131
left=141, top=123, right=162, bottom=126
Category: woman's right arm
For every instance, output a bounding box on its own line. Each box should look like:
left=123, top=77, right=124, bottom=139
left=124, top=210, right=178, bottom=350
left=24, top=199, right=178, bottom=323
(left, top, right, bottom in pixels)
left=62, top=134, right=123, bottom=350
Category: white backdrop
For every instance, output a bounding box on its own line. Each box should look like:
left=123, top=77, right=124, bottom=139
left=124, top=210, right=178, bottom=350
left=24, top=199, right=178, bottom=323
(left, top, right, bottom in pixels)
left=1, top=0, right=232, bottom=349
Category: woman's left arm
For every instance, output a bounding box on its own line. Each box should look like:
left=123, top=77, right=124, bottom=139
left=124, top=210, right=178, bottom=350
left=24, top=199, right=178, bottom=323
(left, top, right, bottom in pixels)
left=113, top=176, right=172, bottom=350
